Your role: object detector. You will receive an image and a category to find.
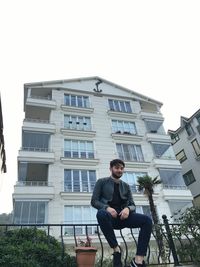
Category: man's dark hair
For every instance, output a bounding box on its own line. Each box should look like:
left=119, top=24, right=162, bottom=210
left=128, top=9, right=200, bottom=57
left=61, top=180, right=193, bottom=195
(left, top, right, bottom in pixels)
left=110, top=159, right=125, bottom=168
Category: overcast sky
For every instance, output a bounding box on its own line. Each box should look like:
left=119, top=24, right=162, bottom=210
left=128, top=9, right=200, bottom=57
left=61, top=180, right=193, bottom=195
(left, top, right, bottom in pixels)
left=0, top=0, right=200, bottom=214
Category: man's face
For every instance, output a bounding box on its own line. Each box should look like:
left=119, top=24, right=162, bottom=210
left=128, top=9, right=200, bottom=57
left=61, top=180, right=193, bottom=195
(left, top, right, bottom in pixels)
left=110, top=164, right=124, bottom=179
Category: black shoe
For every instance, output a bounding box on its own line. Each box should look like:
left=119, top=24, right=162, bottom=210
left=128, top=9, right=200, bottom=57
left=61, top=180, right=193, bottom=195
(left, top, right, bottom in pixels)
left=113, top=251, right=123, bottom=267
left=130, top=258, right=146, bottom=267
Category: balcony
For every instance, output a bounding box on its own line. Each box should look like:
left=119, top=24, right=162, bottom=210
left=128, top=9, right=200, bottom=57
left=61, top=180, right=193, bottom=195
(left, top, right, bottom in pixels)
left=140, top=110, right=163, bottom=121
left=60, top=157, right=99, bottom=166
left=162, top=184, right=193, bottom=201
left=111, top=131, right=143, bottom=142
left=60, top=149, right=99, bottom=166
left=61, top=128, right=96, bottom=138
left=107, top=109, right=137, bottom=119
left=26, top=95, right=56, bottom=109
left=153, top=156, right=180, bottom=169
left=13, top=181, right=54, bottom=199
left=146, top=133, right=171, bottom=143
left=60, top=104, right=94, bottom=114
left=18, top=147, right=55, bottom=163
left=23, top=118, right=56, bottom=133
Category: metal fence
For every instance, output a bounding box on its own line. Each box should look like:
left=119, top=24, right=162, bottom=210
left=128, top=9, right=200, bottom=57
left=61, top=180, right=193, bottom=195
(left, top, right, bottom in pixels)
left=0, top=215, right=199, bottom=267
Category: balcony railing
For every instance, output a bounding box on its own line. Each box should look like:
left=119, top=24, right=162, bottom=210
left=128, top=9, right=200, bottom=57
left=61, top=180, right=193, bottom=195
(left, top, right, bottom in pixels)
left=21, top=147, right=52, bottom=152
left=1, top=215, right=198, bottom=266
left=30, top=95, right=52, bottom=100
left=16, top=181, right=52, bottom=187
left=24, top=118, right=50, bottom=124
left=163, top=184, right=187, bottom=190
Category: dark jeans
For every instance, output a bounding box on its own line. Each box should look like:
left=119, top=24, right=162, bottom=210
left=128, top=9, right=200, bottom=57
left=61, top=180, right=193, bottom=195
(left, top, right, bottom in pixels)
left=96, top=209, right=152, bottom=256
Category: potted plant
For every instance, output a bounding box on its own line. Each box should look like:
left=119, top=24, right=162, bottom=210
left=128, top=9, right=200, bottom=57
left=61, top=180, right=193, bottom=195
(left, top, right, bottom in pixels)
left=75, top=236, right=97, bottom=267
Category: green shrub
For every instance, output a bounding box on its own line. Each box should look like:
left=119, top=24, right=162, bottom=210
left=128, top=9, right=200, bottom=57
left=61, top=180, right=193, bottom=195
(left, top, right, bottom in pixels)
left=172, top=207, right=200, bottom=264
left=0, top=228, right=76, bottom=267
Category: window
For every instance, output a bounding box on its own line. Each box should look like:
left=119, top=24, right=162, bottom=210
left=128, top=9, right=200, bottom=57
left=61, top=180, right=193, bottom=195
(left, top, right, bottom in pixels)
left=176, top=150, right=187, bottom=163
left=64, top=140, right=94, bottom=159
left=108, top=99, right=132, bottom=113
left=112, top=120, right=137, bottom=135
left=151, top=143, right=171, bottom=158
left=64, top=94, right=90, bottom=108
left=116, top=143, right=144, bottom=161
left=159, top=169, right=185, bottom=187
left=64, top=169, right=96, bottom=192
left=22, top=131, right=50, bottom=151
left=185, top=123, right=194, bottom=137
left=136, top=206, right=152, bottom=219
left=196, top=114, right=200, bottom=124
left=13, top=201, right=47, bottom=224
left=122, top=172, right=147, bottom=193
left=18, top=162, right=48, bottom=183
left=64, top=206, right=97, bottom=235
left=183, top=170, right=196, bottom=186
left=170, top=133, right=180, bottom=145
left=64, top=115, right=91, bottom=131
left=145, top=120, right=163, bottom=133
left=191, top=139, right=200, bottom=156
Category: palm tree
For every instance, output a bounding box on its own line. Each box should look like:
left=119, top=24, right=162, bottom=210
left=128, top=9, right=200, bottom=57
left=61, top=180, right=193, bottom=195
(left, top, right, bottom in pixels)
left=137, top=175, right=167, bottom=263
left=137, top=175, right=161, bottom=224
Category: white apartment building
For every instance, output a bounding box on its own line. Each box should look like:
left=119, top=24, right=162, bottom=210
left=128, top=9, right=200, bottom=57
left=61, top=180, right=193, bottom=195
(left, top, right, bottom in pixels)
left=13, top=77, right=193, bottom=230
left=168, top=109, right=200, bottom=207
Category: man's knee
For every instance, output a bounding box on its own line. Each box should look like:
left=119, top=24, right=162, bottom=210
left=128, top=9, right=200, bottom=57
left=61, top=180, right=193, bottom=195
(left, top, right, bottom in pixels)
left=96, top=209, right=110, bottom=221
left=145, top=215, right=153, bottom=228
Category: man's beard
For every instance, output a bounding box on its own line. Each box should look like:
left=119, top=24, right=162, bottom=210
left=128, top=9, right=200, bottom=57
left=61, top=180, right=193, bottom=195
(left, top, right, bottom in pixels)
left=112, top=172, right=122, bottom=179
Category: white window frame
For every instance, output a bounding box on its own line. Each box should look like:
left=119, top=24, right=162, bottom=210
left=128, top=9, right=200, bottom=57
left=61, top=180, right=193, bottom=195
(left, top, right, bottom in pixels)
left=64, top=94, right=90, bottom=108
left=108, top=99, right=132, bottom=113
left=64, top=115, right=92, bottom=131
left=116, top=143, right=144, bottom=162
left=64, top=169, right=96, bottom=192
left=112, top=120, right=137, bottom=135
left=64, top=140, right=94, bottom=159
left=64, top=205, right=97, bottom=235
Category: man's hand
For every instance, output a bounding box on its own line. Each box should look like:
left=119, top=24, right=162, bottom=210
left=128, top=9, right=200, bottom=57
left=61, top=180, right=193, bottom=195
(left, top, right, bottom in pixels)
left=119, top=207, right=130, bottom=220
left=106, top=207, right=118, bottom=218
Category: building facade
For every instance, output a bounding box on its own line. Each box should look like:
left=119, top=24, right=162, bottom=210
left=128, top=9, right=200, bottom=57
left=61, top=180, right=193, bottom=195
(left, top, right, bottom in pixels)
left=13, top=77, right=193, bottom=229
left=168, top=109, right=200, bottom=207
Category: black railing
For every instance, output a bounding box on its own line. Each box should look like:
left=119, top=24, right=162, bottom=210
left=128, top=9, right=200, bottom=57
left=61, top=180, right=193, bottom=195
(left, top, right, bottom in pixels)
left=0, top=215, right=199, bottom=266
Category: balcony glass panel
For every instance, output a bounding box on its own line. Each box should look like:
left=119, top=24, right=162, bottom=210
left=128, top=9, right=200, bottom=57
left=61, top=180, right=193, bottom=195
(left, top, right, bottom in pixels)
left=22, top=132, right=50, bottom=151
left=13, top=201, right=47, bottom=224
left=145, top=120, right=163, bottom=133
left=159, top=169, right=185, bottom=187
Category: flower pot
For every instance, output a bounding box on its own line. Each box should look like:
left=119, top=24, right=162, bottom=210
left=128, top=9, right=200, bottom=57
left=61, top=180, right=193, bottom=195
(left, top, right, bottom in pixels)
left=75, top=247, right=97, bottom=267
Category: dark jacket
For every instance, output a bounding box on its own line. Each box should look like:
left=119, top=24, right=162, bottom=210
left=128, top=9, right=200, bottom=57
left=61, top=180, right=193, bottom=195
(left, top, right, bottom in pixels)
left=91, top=177, right=136, bottom=212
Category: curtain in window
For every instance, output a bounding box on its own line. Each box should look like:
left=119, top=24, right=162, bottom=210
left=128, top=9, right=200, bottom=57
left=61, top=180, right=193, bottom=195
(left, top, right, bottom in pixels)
left=64, top=140, right=94, bottom=159
left=64, top=115, right=91, bottom=131
left=112, top=120, right=137, bottom=134
left=13, top=201, right=47, bottom=224
left=116, top=144, right=144, bottom=161
left=22, top=132, right=49, bottom=151
left=18, top=162, right=28, bottom=181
